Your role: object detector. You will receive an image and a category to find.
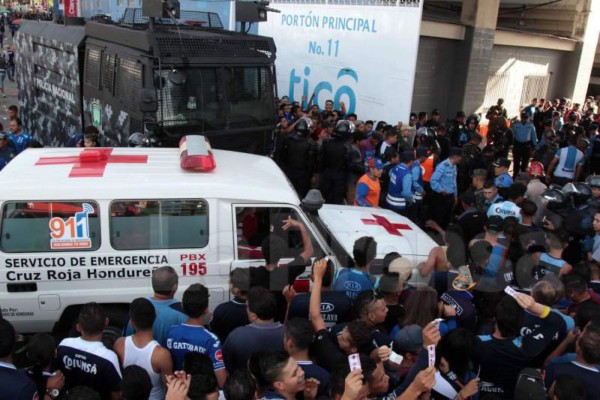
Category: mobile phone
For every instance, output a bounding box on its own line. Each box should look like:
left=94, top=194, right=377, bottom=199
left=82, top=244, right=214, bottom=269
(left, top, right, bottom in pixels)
left=348, top=353, right=361, bottom=371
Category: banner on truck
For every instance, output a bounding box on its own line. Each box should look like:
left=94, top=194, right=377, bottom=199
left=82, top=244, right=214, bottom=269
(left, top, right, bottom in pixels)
left=258, top=0, right=423, bottom=122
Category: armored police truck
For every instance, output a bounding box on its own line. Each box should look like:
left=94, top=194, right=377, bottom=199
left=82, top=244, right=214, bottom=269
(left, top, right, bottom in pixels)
left=15, top=9, right=277, bottom=153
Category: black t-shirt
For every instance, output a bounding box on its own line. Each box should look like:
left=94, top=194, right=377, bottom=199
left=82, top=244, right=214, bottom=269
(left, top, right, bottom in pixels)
left=545, top=361, right=600, bottom=400
left=456, top=208, right=486, bottom=245
left=474, top=335, right=531, bottom=399
left=0, top=364, right=37, bottom=400
left=311, top=329, right=348, bottom=372
left=521, top=310, right=569, bottom=368
left=380, top=303, right=405, bottom=334
left=209, top=297, right=249, bottom=343
left=249, top=255, right=308, bottom=322
left=288, top=291, right=352, bottom=328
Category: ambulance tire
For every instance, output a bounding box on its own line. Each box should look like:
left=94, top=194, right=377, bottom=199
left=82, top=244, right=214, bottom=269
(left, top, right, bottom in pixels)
left=52, top=304, right=129, bottom=350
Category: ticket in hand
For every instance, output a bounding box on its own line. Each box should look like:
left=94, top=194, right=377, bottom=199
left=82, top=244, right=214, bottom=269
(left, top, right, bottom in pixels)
left=504, top=286, right=518, bottom=298
left=389, top=351, right=404, bottom=365
left=427, top=344, right=436, bottom=367
left=348, top=353, right=361, bottom=371
left=430, top=318, right=444, bottom=327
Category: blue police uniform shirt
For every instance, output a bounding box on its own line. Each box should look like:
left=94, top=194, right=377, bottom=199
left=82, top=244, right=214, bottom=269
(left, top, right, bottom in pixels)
left=411, top=160, right=425, bottom=200
left=7, top=132, right=32, bottom=154
left=386, top=163, right=412, bottom=210
left=512, top=121, right=538, bottom=146
left=487, top=200, right=522, bottom=222
left=166, top=324, right=225, bottom=371
left=431, top=159, right=457, bottom=195
left=333, top=268, right=378, bottom=300
left=0, top=362, right=38, bottom=400
left=494, top=172, right=513, bottom=188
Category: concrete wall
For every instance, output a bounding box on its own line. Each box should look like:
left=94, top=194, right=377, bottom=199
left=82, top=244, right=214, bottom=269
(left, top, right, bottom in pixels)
left=411, top=36, right=570, bottom=121
left=411, top=36, right=461, bottom=120
left=485, top=45, right=568, bottom=117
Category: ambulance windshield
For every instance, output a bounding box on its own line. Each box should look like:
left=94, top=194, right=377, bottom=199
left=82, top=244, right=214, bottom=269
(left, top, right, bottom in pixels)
left=157, top=66, right=275, bottom=135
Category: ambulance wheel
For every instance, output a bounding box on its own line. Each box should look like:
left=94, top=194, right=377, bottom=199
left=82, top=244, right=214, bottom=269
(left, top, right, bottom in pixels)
left=102, top=305, right=129, bottom=351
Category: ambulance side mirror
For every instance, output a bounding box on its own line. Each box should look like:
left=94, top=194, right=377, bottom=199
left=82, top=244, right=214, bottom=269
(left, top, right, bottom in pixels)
left=139, top=89, right=158, bottom=113
left=301, top=189, right=324, bottom=212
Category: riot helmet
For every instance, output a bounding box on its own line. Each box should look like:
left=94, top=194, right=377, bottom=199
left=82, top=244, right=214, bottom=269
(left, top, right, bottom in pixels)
left=542, top=188, right=566, bottom=211
left=128, top=132, right=150, bottom=147
left=563, top=182, right=592, bottom=206
left=586, top=175, right=600, bottom=189
left=334, top=120, right=355, bottom=140
left=294, top=117, right=312, bottom=137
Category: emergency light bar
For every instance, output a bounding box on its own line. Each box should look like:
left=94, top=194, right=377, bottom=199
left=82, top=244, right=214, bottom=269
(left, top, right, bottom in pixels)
left=179, top=135, right=216, bottom=172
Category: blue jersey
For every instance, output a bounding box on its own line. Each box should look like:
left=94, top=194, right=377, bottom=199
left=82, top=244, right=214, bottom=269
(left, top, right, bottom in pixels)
left=0, top=146, right=14, bottom=171
left=333, top=268, right=378, bottom=300
left=554, top=146, right=584, bottom=179
left=494, top=172, right=513, bottom=188
left=166, top=324, right=225, bottom=371
left=7, top=131, right=32, bottom=154
left=534, top=253, right=566, bottom=281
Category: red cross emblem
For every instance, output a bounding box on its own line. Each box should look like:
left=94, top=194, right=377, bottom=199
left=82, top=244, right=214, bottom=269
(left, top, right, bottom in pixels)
left=35, top=148, right=148, bottom=178
left=361, top=214, right=413, bottom=236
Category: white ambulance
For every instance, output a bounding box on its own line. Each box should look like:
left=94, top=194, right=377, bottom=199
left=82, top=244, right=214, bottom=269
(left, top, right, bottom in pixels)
left=0, top=137, right=437, bottom=336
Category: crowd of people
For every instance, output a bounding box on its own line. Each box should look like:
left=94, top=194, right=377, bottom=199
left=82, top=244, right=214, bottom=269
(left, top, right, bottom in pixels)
left=3, top=96, right=600, bottom=400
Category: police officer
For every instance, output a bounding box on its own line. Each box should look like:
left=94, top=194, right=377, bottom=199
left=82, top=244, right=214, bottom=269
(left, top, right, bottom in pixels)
left=459, top=132, right=484, bottom=193
left=412, top=146, right=428, bottom=224
left=446, top=111, right=466, bottom=148
left=464, top=168, right=488, bottom=213
left=386, top=150, right=417, bottom=220
left=488, top=117, right=513, bottom=159
left=511, top=112, right=538, bottom=178
left=277, top=118, right=318, bottom=199
left=319, top=120, right=355, bottom=204
left=587, top=124, right=600, bottom=175
left=493, top=158, right=513, bottom=188
left=456, top=115, right=479, bottom=148
left=430, top=147, right=462, bottom=229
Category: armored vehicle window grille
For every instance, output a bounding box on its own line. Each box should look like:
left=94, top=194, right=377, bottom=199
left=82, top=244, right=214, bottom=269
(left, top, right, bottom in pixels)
left=155, top=37, right=273, bottom=59
left=120, top=8, right=223, bottom=29
left=102, top=53, right=116, bottom=94
left=84, top=48, right=101, bottom=88
left=115, top=58, right=143, bottom=109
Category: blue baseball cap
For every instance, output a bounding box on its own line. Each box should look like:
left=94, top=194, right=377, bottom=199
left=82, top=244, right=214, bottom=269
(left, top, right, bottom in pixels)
left=368, top=158, right=386, bottom=170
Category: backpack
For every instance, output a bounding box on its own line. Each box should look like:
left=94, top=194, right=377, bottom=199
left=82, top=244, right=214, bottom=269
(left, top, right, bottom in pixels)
left=0, top=56, right=7, bottom=70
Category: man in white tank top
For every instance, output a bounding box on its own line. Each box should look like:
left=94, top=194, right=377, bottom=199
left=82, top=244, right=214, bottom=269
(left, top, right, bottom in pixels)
left=114, top=298, right=174, bottom=400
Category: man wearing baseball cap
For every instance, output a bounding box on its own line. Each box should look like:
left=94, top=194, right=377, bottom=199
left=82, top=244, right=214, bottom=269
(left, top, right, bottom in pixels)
left=355, top=158, right=385, bottom=207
